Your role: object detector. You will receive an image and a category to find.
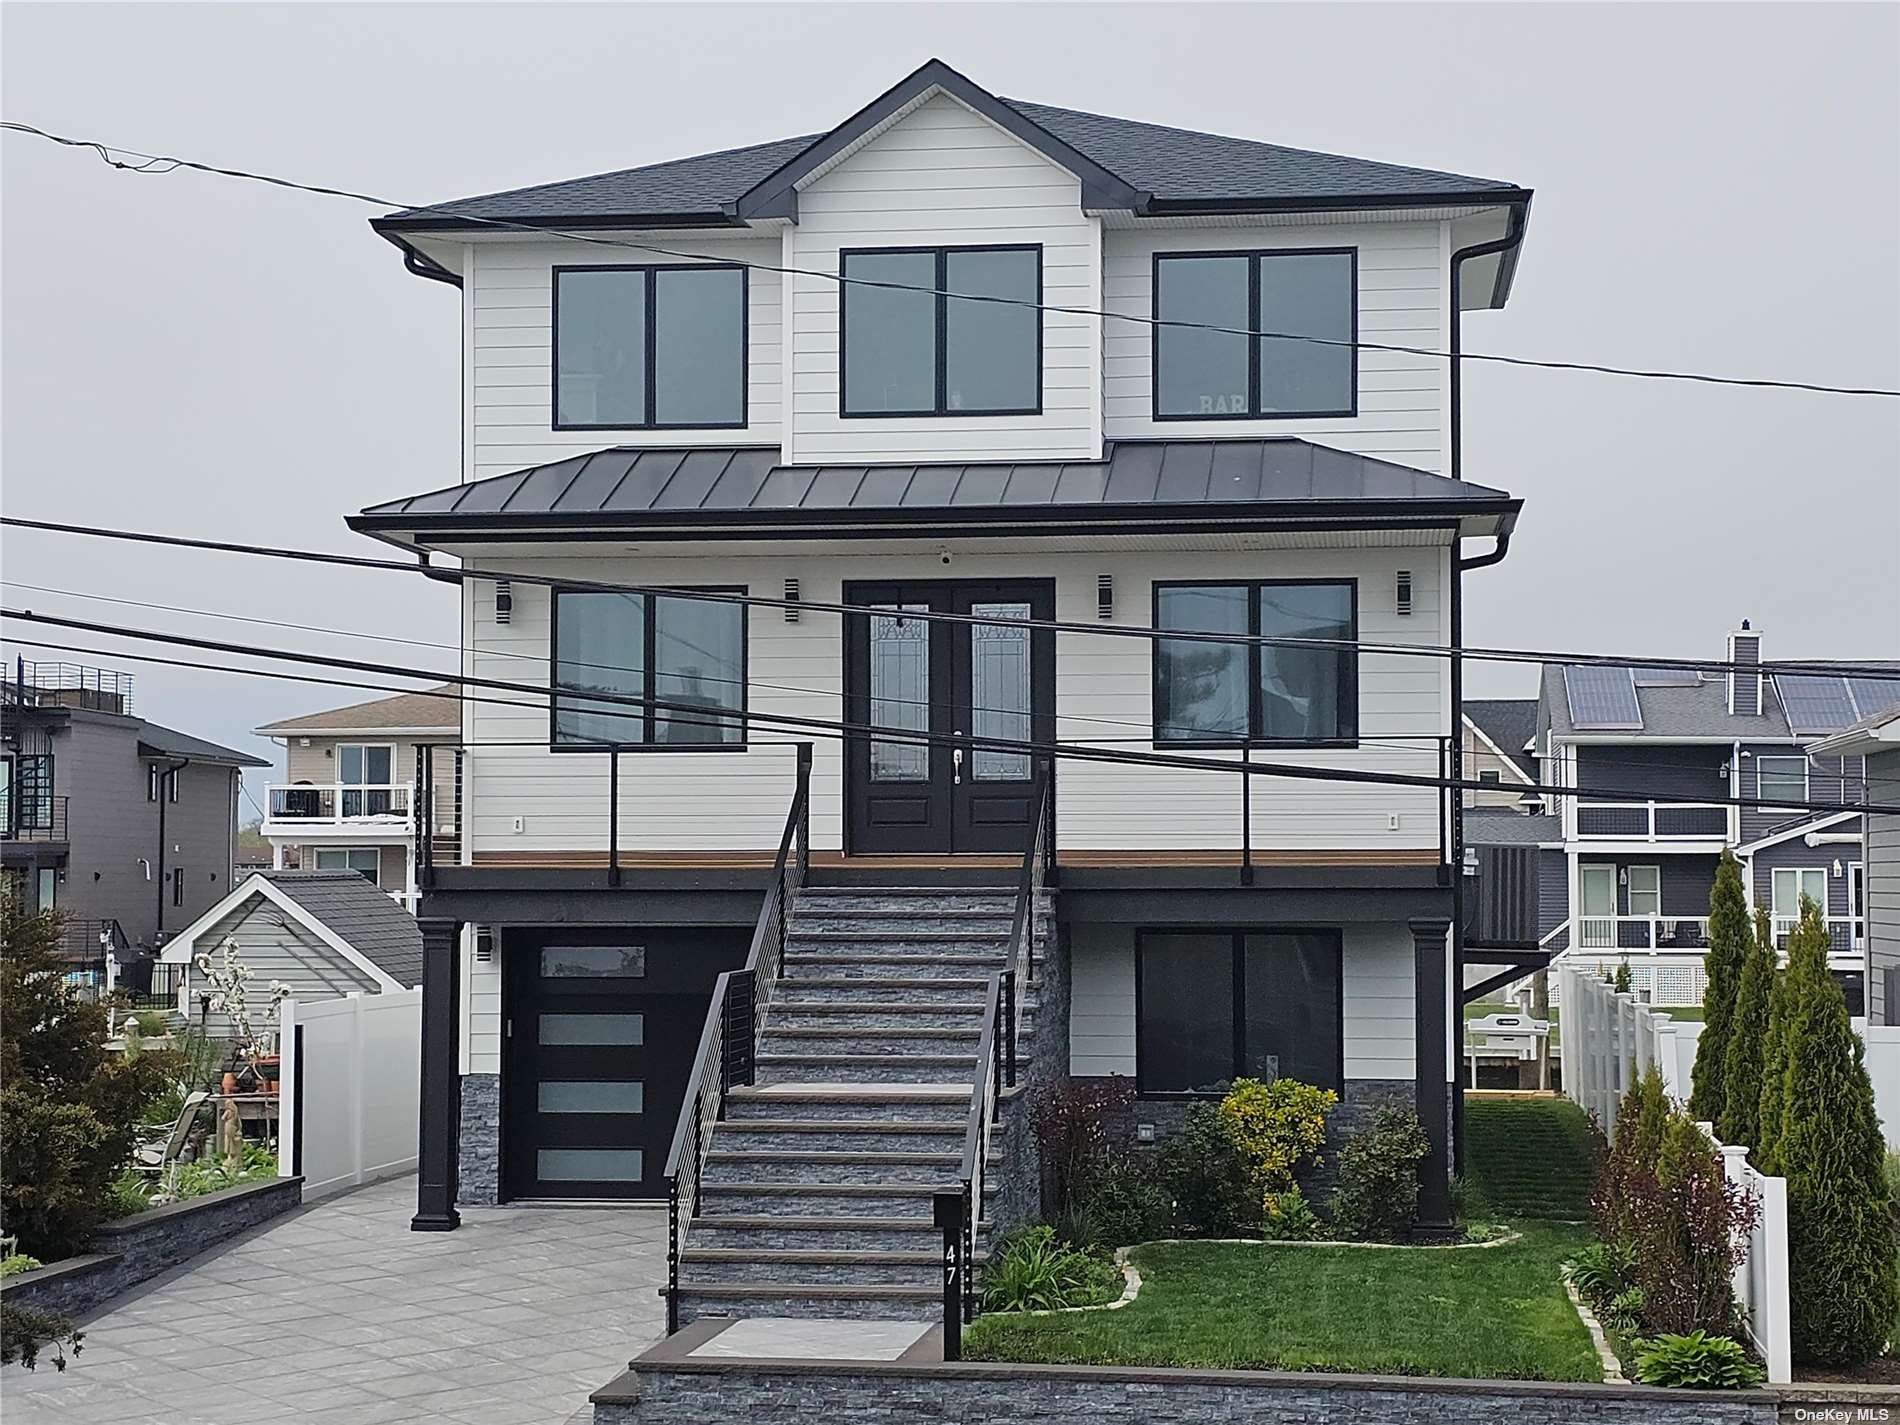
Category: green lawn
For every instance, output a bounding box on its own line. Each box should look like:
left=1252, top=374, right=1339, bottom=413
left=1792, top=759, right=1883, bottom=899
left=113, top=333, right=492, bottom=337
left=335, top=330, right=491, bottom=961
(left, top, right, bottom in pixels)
left=1462, top=1097, right=1598, bottom=1222
left=963, top=1223, right=1601, bottom=1381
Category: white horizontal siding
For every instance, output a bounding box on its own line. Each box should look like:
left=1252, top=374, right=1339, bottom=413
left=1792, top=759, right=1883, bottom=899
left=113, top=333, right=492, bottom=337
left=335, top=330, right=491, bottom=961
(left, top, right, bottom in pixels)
left=784, top=93, right=1101, bottom=465
left=1101, top=221, right=1450, bottom=472
left=466, top=235, right=783, bottom=480
left=460, top=541, right=1449, bottom=857
left=464, top=924, right=502, bottom=1076
left=1068, top=921, right=1418, bottom=1082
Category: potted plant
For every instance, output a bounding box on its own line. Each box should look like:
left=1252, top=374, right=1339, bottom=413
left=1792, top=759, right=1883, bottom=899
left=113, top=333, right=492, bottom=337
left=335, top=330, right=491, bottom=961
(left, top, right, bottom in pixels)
left=193, top=938, right=290, bottom=1095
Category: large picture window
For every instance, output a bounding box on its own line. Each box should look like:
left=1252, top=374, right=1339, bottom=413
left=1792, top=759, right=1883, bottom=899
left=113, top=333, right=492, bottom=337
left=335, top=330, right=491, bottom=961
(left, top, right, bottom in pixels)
left=1137, top=930, right=1342, bottom=1094
left=841, top=245, right=1040, bottom=417
left=552, top=588, right=746, bottom=748
left=1153, top=581, right=1357, bottom=745
left=1153, top=249, right=1355, bottom=419
left=553, top=265, right=746, bottom=430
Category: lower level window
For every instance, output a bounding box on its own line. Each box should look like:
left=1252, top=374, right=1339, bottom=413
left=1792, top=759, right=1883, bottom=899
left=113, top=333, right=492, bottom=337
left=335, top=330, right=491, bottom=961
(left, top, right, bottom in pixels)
left=315, top=847, right=381, bottom=885
left=1136, top=930, right=1342, bottom=1094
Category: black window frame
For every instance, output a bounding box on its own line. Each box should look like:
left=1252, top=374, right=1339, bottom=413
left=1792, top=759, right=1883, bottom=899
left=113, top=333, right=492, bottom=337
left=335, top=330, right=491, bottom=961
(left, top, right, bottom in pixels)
left=1133, top=927, right=1346, bottom=1097
left=1151, top=578, right=1359, bottom=748
left=1150, top=247, right=1358, bottom=422
left=838, top=244, right=1044, bottom=419
left=550, top=263, right=750, bottom=433
left=549, top=585, right=750, bottom=752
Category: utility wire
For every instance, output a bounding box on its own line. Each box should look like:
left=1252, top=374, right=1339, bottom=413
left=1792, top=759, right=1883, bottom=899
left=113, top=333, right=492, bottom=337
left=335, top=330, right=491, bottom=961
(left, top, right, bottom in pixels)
left=4, top=119, right=1896, bottom=400
left=9, top=514, right=1900, bottom=688
left=5, top=610, right=1886, bottom=819
left=8, top=578, right=1896, bottom=792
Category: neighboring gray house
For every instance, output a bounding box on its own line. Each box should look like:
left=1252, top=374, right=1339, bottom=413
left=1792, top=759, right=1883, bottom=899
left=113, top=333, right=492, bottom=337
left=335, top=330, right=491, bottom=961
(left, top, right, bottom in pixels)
left=159, top=870, right=424, bottom=1034
left=1, top=657, right=268, bottom=974
left=1815, top=708, right=1900, bottom=1024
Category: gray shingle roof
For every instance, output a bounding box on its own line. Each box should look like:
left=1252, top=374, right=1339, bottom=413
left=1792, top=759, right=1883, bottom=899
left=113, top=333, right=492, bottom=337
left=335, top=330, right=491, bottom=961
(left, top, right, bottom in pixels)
left=1465, top=698, right=1538, bottom=778
left=1543, top=661, right=1900, bottom=742
left=263, top=871, right=423, bottom=987
left=377, top=71, right=1522, bottom=230
left=353, top=440, right=1518, bottom=537
left=137, top=720, right=270, bottom=768
left=1464, top=809, right=1561, bottom=846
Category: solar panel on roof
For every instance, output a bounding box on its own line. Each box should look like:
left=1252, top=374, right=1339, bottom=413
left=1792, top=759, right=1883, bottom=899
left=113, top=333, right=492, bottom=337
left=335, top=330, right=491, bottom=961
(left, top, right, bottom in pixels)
left=1848, top=675, right=1900, bottom=720
left=1631, top=665, right=1701, bottom=686
left=1774, top=674, right=1860, bottom=734
left=1564, top=665, right=1643, bottom=729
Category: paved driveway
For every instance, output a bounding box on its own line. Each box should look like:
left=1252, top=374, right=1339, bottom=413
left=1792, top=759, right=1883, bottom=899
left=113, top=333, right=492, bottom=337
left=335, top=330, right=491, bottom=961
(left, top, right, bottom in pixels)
left=0, top=1176, right=666, bottom=1425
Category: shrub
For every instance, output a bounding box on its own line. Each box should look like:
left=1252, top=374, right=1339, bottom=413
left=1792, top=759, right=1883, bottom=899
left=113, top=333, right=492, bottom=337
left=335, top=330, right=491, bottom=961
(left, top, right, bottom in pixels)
left=1033, top=1077, right=1134, bottom=1225
left=1772, top=898, right=1899, bottom=1366
left=1565, top=1239, right=1636, bottom=1310
left=1215, top=1077, right=1336, bottom=1194
left=1622, top=1111, right=1758, bottom=1337
left=1328, top=1108, right=1430, bottom=1241
left=1594, top=1066, right=1667, bottom=1247
left=1689, top=849, right=1750, bottom=1125
left=0, top=1252, right=43, bottom=1278
left=1715, top=909, right=1776, bottom=1150
left=1158, top=1104, right=1259, bottom=1237
left=1260, top=1188, right=1322, bottom=1241
left=1886, top=1150, right=1900, bottom=1240
left=1072, top=1152, right=1170, bottom=1247
left=105, top=1169, right=153, bottom=1220
left=1604, top=1287, right=1647, bottom=1335
left=0, top=1302, right=82, bottom=1372
left=0, top=901, right=182, bottom=1258
left=162, top=1145, right=276, bottom=1204
left=980, top=1226, right=1121, bottom=1314
left=1631, top=1331, right=1765, bottom=1389
left=1614, top=959, right=1632, bottom=995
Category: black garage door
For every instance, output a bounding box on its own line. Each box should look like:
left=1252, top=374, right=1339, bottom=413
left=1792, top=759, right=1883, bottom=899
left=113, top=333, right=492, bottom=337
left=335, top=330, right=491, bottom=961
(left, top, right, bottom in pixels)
left=502, top=927, right=747, bottom=1201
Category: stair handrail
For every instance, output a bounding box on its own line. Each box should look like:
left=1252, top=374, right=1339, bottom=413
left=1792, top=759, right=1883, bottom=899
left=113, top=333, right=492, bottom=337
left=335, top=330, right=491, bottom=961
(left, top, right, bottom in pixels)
left=658, top=741, right=812, bottom=1336
left=936, top=968, right=1003, bottom=1361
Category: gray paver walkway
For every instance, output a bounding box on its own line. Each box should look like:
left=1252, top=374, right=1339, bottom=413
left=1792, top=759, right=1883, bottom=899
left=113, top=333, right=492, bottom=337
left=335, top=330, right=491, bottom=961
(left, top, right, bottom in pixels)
left=0, top=1175, right=665, bottom=1425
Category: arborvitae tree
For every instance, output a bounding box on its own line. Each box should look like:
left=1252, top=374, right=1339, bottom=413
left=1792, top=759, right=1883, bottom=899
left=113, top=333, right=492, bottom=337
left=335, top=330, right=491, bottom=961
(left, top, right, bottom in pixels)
left=1689, top=850, right=1750, bottom=1124
left=1775, top=898, right=1899, bottom=1365
left=1715, top=909, right=1776, bottom=1150
left=1757, top=941, right=1791, bottom=1176
left=1614, top=958, right=1632, bottom=995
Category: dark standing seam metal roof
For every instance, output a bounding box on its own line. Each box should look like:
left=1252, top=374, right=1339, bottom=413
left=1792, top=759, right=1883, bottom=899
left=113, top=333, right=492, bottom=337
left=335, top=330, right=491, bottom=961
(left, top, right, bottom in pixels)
left=353, top=440, right=1518, bottom=532
left=262, top=871, right=424, bottom=988
left=374, top=67, right=1523, bottom=231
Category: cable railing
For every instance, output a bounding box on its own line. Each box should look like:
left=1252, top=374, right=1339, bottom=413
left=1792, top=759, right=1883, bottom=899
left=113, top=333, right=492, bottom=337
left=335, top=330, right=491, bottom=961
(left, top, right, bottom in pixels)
left=936, top=971, right=1004, bottom=1361
left=659, top=743, right=812, bottom=1335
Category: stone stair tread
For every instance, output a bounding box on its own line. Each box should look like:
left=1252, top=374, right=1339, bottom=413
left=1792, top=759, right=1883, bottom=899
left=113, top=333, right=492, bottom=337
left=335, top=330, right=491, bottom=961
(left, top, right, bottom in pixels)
left=730, top=1085, right=972, bottom=1099
left=690, top=1215, right=991, bottom=1232
left=755, top=1053, right=979, bottom=1066
left=763, top=1025, right=979, bottom=1039
left=672, top=1283, right=941, bottom=1300
left=791, top=930, right=1011, bottom=942
left=716, top=1119, right=964, bottom=1134
left=708, top=1149, right=961, bottom=1164
left=702, top=1182, right=997, bottom=1197
left=681, top=1248, right=984, bottom=1266
left=771, top=1001, right=987, bottom=1013
left=772, top=977, right=994, bottom=990
left=782, top=953, right=1007, bottom=965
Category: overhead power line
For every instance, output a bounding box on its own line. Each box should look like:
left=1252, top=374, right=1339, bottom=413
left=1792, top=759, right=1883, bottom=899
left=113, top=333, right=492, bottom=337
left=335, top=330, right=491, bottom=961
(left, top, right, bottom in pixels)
left=9, top=578, right=1898, bottom=793
left=4, top=608, right=1887, bottom=820
left=8, top=514, right=1900, bottom=689
left=4, top=119, right=1896, bottom=400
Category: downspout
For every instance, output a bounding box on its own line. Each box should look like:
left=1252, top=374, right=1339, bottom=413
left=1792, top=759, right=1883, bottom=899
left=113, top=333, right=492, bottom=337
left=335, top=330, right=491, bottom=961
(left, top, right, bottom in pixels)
left=1446, top=201, right=1528, bottom=1171
left=154, top=756, right=189, bottom=947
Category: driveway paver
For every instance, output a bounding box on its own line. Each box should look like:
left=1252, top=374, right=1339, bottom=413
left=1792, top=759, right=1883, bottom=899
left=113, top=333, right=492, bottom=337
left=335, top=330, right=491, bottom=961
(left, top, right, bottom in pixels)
left=0, top=1176, right=665, bottom=1424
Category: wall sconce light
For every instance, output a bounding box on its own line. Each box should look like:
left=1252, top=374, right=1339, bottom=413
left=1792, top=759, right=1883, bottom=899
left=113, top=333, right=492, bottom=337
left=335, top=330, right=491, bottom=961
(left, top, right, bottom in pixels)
left=1833, top=860, right=1844, bottom=878
left=1096, top=574, right=1113, bottom=620
left=1618, top=866, right=1629, bottom=885
left=494, top=580, right=513, bottom=625
left=784, top=577, right=800, bottom=623
left=1395, top=570, right=1413, bottom=617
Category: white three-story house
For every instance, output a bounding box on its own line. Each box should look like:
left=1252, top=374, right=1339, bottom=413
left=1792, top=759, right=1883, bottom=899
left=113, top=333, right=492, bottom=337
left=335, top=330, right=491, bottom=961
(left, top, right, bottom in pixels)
left=352, top=60, right=1535, bottom=1325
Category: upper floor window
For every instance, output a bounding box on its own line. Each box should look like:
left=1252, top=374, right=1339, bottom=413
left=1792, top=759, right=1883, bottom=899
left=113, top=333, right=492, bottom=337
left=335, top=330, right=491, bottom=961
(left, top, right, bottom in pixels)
left=1153, top=249, right=1356, bottom=420
left=1153, top=581, right=1357, bottom=745
left=553, top=265, right=747, bottom=430
left=841, top=246, right=1040, bottom=417
left=1756, top=755, right=1808, bottom=803
left=553, top=588, right=747, bottom=748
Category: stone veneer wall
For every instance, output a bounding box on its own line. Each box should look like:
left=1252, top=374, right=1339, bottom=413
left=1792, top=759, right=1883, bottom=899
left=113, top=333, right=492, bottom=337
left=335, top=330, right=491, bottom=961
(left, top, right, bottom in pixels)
left=458, top=1071, right=501, bottom=1206
left=991, top=906, right=1071, bottom=1234
left=594, top=1359, right=1775, bottom=1425
left=0, top=1176, right=303, bottom=1320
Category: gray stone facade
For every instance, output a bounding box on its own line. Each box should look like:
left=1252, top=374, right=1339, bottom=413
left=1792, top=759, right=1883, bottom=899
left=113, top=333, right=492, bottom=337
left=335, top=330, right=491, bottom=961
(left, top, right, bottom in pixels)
left=457, top=1071, right=501, bottom=1205
left=594, top=1359, right=1775, bottom=1425
left=0, top=1176, right=302, bottom=1320
left=991, top=912, right=1071, bottom=1234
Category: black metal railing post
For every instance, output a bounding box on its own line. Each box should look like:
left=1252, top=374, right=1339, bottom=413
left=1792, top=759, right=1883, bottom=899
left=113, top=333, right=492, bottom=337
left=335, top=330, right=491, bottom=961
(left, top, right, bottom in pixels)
left=608, top=747, right=622, bottom=887
left=1240, top=744, right=1254, bottom=886
left=1002, top=969, right=1017, bottom=1088
left=962, top=1181, right=977, bottom=1324
left=795, top=742, right=813, bottom=880
left=666, top=1175, right=681, bottom=1335
left=934, top=1187, right=965, bottom=1360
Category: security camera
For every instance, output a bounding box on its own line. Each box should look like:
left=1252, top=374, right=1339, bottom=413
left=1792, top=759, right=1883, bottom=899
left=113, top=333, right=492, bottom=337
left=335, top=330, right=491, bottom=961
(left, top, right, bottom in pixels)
left=939, top=549, right=953, bottom=566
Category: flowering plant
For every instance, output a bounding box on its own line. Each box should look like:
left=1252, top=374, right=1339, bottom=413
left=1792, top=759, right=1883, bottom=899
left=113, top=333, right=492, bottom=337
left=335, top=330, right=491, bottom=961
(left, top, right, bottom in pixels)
left=192, top=938, right=291, bottom=1064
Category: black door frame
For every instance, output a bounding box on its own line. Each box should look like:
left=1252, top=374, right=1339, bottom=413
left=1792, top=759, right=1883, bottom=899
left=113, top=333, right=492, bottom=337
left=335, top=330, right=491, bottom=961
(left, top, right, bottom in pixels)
left=842, top=578, right=1055, bottom=856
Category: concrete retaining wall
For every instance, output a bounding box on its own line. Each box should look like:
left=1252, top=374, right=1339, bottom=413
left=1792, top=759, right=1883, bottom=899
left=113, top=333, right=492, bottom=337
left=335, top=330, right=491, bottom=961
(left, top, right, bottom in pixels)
left=0, top=1176, right=303, bottom=1320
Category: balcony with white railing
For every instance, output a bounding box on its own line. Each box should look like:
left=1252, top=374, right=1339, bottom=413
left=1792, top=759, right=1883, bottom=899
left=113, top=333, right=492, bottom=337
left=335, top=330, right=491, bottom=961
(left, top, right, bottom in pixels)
left=1573, top=914, right=1712, bottom=952
left=262, top=783, right=414, bottom=836
left=1771, top=916, right=1865, bottom=954
left=1570, top=800, right=1735, bottom=843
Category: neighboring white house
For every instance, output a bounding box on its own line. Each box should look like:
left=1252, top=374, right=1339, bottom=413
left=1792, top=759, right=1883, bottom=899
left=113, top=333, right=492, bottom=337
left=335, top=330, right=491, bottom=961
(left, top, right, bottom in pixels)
left=348, top=58, right=1545, bottom=1323
left=253, top=687, right=460, bottom=913
left=160, top=870, right=423, bottom=1035
left=1816, top=708, right=1900, bottom=1024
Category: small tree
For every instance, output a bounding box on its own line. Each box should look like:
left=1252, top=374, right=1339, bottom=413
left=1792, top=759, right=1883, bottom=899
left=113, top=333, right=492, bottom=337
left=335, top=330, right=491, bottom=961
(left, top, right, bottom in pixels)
left=1595, top=1065, right=1668, bottom=1246
left=1614, top=958, right=1632, bottom=995
left=1774, top=898, right=1899, bottom=1365
left=1715, top=909, right=1776, bottom=1150
left=1626, top=1110, right=1761, bottom=1336
left=1689, top=850, right=1749, bottom=1124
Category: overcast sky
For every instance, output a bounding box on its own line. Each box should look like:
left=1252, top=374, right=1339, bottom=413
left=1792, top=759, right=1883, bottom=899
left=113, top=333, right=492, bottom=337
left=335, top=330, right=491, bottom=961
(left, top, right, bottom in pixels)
left=3, top=2, right=1897, bottom=803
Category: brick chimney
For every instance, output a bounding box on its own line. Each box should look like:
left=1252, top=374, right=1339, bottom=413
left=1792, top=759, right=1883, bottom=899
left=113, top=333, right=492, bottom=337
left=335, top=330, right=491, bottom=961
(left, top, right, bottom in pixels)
left=1728, top=621, right=1762, bottom=716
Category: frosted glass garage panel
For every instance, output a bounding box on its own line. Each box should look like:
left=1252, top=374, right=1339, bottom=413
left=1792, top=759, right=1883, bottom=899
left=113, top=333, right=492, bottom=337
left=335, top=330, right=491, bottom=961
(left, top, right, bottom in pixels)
left=538, top=1013, right=645, bottom=1045
left=537, top=1148, right=644, bottom=1182
left=538, top=1081, right=645, bottom=1115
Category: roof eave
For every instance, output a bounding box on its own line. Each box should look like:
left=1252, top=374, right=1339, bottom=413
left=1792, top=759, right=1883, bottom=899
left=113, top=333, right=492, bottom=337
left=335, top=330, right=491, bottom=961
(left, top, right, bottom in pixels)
left=370, top=209, right=749, bottom=238
left=1136, top=187, right=1533, bottom=218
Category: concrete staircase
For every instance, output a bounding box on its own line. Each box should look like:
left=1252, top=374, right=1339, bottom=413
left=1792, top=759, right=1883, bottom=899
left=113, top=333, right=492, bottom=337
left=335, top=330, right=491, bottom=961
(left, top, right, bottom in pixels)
left=670, top=885, right=1039, bottom=1325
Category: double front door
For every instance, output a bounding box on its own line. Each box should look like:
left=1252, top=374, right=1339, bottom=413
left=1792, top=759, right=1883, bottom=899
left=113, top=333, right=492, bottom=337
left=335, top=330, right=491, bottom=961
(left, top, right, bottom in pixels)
left=844, top=580, right=1054, bottom=855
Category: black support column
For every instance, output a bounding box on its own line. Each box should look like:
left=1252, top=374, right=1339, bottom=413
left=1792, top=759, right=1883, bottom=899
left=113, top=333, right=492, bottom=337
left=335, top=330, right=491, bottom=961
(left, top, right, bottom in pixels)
left=412, top=917, right=463, bottom=1232
left=1409, top=915, right=1454, bottom=1234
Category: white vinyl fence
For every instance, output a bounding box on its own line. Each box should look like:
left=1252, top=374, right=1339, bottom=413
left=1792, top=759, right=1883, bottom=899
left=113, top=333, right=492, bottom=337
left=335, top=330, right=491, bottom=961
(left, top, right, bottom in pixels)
left=279, top=989, right=421, bottom=1200
left=1558, top=964, right=1791, bottom=1384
